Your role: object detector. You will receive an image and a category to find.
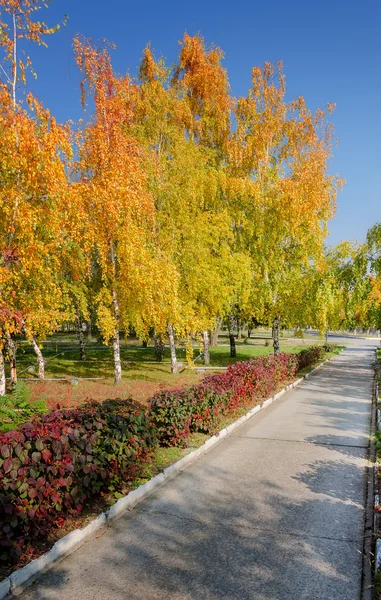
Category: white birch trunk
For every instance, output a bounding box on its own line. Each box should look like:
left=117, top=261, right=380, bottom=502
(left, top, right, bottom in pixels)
left=32, top=337, right=45, bottom=380
left=7, top=335, right=17, bottom=385
left=113, top=332, right=122, bottom=385
left=167, top=324, right=178, bottom=374
left=0, top=350, right=6, bottom=396
left=112, top=289, right=122, bottom=385
left=202, top=330, right=210, bottom=365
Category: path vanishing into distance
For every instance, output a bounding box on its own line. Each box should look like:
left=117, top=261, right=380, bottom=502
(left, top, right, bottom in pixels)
left=21, top=340, right=375, bottom=600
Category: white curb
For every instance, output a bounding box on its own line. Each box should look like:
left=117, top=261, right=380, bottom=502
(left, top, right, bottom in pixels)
left=376, top=538, right=381, bottom=573
left=0, top=581, right=10, bottom=600
left=375, top=494, right=380, bottom=532
left=0, top=356, right=333, bottom=599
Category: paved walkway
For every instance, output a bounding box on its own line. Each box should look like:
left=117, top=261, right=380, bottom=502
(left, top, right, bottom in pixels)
left=21, top=343, right=375, bottom=600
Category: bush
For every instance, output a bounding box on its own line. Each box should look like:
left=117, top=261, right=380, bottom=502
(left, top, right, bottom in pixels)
left=149, top=381, right=233, bottom=447
left=322, top=342, right=336, bottom=353
left=148, top=390, right=191, bottom=447
left=204, top=352, right=298, bottom=410
left=0, top=399, right=156, bottom=564
left=297, top=346, right=325, bottom=369
left=150, top=353, right=298, bottom=446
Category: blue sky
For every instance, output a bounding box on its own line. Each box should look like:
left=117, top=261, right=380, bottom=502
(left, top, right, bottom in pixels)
left=13, top=0, right=381, bottom=246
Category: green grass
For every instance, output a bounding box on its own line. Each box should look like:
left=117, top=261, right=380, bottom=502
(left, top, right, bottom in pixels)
left=208, top=344, right=309, bottom=367
left=7, top=333, right=344, bottom=409
left=17, top=341, right=330, bottom=378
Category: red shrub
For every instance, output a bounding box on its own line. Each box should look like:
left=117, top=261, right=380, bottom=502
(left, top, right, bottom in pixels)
left=150, top=353, right=299, bottom=446
left=0, top=399, right=156, bottom=564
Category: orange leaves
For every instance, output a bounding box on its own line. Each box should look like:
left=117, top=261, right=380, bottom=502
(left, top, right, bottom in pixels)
left=0, top=80, right=71, bottom=341
left=173, top=33, right=232, bottom=148
left=0, top=24, right=344, bottom=350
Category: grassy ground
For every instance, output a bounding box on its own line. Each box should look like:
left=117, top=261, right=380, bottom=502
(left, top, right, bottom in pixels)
left=8, top=331, right=333, bottom=409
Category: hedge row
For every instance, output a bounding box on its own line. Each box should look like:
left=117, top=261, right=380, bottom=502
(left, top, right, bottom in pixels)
left=149, top=352, right=298, bottom=446
left=0, top=399, right=156, bottom=564
left=0, top=347, right=327, bottom=565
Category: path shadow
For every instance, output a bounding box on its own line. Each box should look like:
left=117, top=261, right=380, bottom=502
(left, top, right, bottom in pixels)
left=21, top=453, right=367, bottom=600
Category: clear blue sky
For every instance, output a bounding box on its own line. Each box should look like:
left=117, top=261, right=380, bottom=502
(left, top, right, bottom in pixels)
left=20, top=0, right=381, bottom=246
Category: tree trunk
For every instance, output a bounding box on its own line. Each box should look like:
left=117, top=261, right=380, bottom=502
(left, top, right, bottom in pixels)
left=273, top=315, right=280, bottom=356
left=154, top=336, right=165, bottom=362
left=247, top=327, right=251, bottom=338
left=229, top=334, right=236, bottom=358
left=202, top=330, right=210, bottom=365
left=228, top=313, right=236, bottom=358
left=112, top=333, right=122, bottom=385
left=7, top=334, right=17, bottom=386
left=0, top=350, right=6, bottom=396
left=112, top=289, right=122, bottom=385
left=168, top=324, right=178, bottom=374
left=210, top=317, right=222, bottom=347
left=77, top=311, right=86, bottom=361
left=142, top=340, right=148, bottom=348
left=32, top=338, right=45, bottom=380
left=325, top=329, right=329, bottom=343
left=237, top=317, right=242, bottom=341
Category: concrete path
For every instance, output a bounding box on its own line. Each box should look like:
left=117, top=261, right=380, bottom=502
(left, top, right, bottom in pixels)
left=20, top=343, right=375, bottom=600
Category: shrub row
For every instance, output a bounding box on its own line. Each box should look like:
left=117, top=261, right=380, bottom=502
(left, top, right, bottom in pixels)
left=0, top=346, right=328, bottom=566
left=149, top=352, right=299, bottom=446
left=0, top=399, right=156, bottom=564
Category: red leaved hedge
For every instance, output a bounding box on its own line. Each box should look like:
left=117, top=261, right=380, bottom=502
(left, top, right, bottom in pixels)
left=149, top=352, right=299, bottom=446
left=0, top=399, right=156, bottom=564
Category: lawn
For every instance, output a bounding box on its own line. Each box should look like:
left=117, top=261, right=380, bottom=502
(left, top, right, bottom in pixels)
left=9, top=331, right=334, bottom=409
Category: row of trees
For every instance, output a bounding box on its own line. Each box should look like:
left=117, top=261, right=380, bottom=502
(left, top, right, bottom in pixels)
left=0, top=0, right=379, bottom=392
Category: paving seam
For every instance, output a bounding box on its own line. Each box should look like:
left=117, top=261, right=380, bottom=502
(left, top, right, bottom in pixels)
left=138, top=508, right=367, bottom=544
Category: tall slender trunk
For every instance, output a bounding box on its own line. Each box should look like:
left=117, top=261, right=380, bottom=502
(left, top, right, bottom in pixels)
left=210, top=317, right=222, bottom=347
left=325, top=329, right=329, bottom=343
left=6, top=334, right=17, bottom=385
left=154, top=336, right=165, bottom=362
left=32, top=337, right=44, bottom=380
left=112, top=290, right=122, bottom=385
left=12, top=12, right=17, bottom=109
left=0, top=350, right=6, bottom=396
left=237, top=317, right=242, bottom=341
left=167, top=324, right=178, bottom=374
left=273, top=315, right=280, bottom=356
left=110, top=241, right=122, bottom=385
left=202, top=330, right=210, bottom=365
left=228, top=313, right=236, bottom=358
left=229, top=334, right=236, bottom=358
left=77, top=311, right=86, bottom=361
left=112, top=332, right=122, bottom=385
